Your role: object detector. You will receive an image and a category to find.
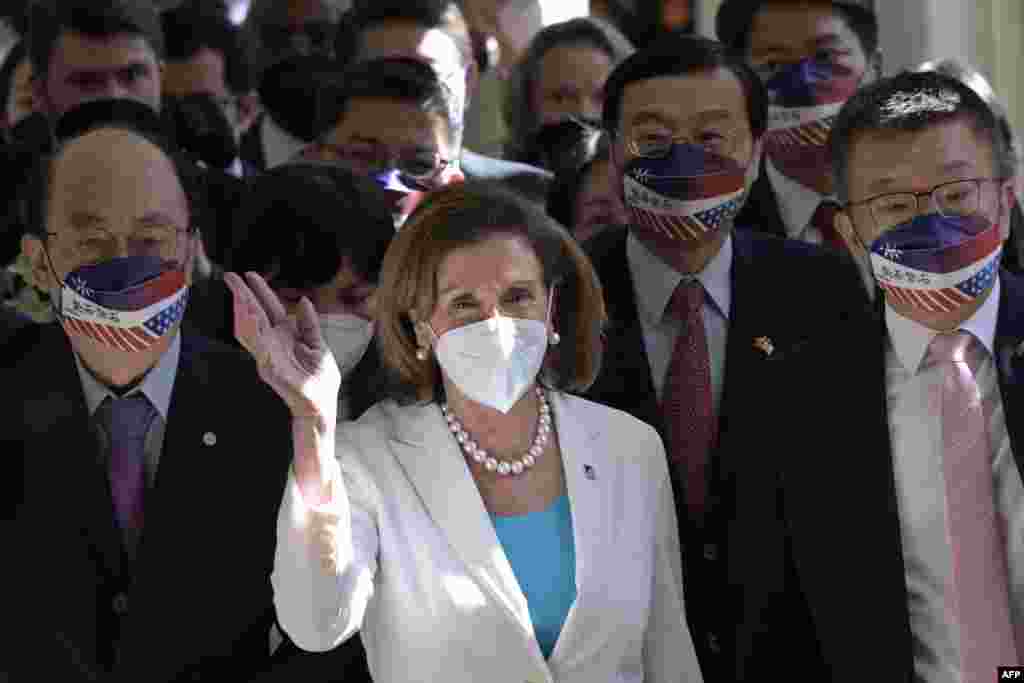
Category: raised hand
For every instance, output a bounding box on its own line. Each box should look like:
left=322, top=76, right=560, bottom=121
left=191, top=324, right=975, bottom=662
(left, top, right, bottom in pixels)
left=224, top=271, right=341, bottom=425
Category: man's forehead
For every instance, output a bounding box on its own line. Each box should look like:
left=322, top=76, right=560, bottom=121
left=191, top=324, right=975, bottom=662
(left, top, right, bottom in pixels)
left=749, top=4, right=853, bottom=42
left=622, top=69, right=747, bottom=121
left=53, top=31, right=156, bottom=69
left=330, top=97, right=450, bottom=148
left=53, top=129, right=185, bottom=201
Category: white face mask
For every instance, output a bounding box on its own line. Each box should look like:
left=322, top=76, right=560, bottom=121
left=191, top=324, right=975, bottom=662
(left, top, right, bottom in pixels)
left=432, top=314, right=549, bottom=414
left=320, top=313, right=374, bottom=379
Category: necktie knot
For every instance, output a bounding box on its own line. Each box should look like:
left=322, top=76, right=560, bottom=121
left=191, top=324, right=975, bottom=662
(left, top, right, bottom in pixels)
left=927, top=331, right=975, bottom=365
left=666, top=278, right=704, bottom=321
left=98, top=393, right=157, bottom=442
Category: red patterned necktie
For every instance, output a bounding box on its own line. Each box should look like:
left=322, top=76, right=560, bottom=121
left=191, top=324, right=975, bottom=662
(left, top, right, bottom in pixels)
left=927, top=332, right=1021, bottom=679
left=811, top=199, right=845, bottom=251
left=662, top=279, right=716, bottom=524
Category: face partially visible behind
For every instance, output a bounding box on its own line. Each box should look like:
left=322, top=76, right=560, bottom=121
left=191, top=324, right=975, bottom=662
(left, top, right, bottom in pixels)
left=573, top=158, right=627, bottom=242
left=37, top=31, right=162, bottom=119
left=535, top=43, right=613, bottom=126
left=614, top=66, right=757, bottom=261
left=256, top=0, right=340, bottom=62
left=162, top=47, right=258, bottom=140
left=839, top=117, right=1016, bottom=328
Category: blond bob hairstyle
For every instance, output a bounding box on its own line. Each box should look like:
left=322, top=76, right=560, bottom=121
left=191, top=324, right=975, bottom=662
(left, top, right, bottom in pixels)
left=376, top=179, right=607, bottom=405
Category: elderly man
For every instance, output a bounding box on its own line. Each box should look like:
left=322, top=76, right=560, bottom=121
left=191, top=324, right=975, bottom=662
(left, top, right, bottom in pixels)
left=4, top=111, right=294, bottom=682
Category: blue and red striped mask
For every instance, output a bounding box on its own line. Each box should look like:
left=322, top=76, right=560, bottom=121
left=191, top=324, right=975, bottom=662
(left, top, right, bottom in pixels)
left=56, top=255, right=189, bottom=352
left=763, top=59, right=861, bottom=189
left=623, top=143, right=747, bottom=247
left=869, top=214, right=1002, bottom=314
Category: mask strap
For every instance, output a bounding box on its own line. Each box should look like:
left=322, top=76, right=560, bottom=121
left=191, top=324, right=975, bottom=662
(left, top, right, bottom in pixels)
left=41, top=241, right=67, bottom=323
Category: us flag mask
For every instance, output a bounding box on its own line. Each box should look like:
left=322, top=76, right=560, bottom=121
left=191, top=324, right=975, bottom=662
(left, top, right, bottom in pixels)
left=623, top=143, right=747, bottom=246
left=869, top=214, right=1002, bottom=314
left=54, top=255, right=190, bottom=352
left=763, top=58, right=860, bottom=189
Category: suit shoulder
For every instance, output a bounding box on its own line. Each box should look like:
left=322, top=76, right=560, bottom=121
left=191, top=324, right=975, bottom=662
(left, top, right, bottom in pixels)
left=557, top=393, right=662, bottom=447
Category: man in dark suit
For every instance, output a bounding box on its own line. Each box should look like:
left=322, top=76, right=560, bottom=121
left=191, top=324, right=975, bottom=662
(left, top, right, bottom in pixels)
left=752, top=71, right=1024, bottom=682
left=3, top=116, right=294, bottom=681
left=0, top=304, right=27, bottom=347
left=582, top=34, right=869, bottom=681
left=333, top=0, right=552, bottom=203
left=717, top=0, right=880, bottom=247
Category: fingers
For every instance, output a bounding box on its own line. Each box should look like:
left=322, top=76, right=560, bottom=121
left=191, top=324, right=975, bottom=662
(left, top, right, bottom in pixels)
left=224, top=271, right=270, bottom=356
left=245, top=272, right=289, bottom=328
left=295, top=295, right=323, bottom=351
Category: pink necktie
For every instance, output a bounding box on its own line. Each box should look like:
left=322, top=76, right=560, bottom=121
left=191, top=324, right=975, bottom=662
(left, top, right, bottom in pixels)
left=928, top=331, right=1019, bottom=680
left=663, top=279, right=716, bottom=524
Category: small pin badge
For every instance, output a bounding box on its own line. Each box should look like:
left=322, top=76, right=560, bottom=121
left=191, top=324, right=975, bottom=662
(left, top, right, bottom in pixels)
left=583, top=464, right=596, bottom=480
left=753, top=336, right=774, bottom=357
left=202, top=432, right=217, bottom=447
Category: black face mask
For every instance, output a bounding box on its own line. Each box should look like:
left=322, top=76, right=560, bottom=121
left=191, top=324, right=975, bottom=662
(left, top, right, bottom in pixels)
left=163, top=93, right=239, bottom=171
left=525, top=117, right=604, bottom=176
left=258, top=54, right=340, bottom=142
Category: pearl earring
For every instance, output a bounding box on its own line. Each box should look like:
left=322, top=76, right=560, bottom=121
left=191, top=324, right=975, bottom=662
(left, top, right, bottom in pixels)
left=550, top=331, right=561, bottom=346
left=416, top=347, right=429, bottom=361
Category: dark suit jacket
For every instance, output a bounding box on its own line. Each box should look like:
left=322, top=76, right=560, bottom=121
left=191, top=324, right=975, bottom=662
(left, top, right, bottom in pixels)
left=747, top=269, right=1024, bottom=682
left=2, top=325, right=297, bottom=682
left=582, top=226, right=870, bottom=682
left=0, top=305, right=28, bottom=348
left=732, top=165, right=787, bottom=241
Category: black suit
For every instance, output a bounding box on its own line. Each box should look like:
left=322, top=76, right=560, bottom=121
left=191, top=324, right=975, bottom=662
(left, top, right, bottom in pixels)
left=3, top=325, right=298, bottom=682
left=0, top=305, right=28, bottom=348
left=582, top=226, right=870, bottom=681
left=743, top=269, right=1024, bottom=682
left=732, top=165, right=787, bottom=241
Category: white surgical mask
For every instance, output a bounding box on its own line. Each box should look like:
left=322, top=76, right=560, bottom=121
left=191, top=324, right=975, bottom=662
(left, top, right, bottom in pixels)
left=432, top=313, right=549, bottom=414
left=320, top=313, right=374, bottom=379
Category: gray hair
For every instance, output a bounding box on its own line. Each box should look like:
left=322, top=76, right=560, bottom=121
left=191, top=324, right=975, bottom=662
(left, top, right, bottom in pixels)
left=503, top=16, right=633, bottom=162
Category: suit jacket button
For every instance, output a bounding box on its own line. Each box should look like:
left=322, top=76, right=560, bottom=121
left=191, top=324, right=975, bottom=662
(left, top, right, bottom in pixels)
left=703, top=543, right=718, bottom=561
left=112, top=592, right=129, bottom=617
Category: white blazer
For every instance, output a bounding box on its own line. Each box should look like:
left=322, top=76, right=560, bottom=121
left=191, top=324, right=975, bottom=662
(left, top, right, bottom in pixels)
left=272, top=391, right=702, bottom=683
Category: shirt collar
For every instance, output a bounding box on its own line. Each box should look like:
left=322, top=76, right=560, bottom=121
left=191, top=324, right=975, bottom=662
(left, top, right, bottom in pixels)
left=766, top=159, right=832, bottom=239
left=74, top=331, right=182, bottom=419
left=885, top=276, right=1001, bottom=374
left=262, top=115, right=308, bottom=169
left=626, top=231, right=732, bottom=324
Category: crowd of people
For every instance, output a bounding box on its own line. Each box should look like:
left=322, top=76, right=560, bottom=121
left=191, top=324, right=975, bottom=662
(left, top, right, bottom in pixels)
left=2, top=1, right=1023, bottom=682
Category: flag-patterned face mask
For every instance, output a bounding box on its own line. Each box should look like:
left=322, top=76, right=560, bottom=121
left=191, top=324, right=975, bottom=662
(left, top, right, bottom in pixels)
left=869, top=214, right=1003, bottom=314
left=623, top=143, right=747, bottom=247
left=52, top=255, right=190, bottom=352
left=763, top=58, right=861, bottom=189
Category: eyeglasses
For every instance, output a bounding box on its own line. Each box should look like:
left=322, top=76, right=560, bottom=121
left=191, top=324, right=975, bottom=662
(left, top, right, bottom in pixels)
left=47, top=225, right=193, bottom=263
left=315, top=142, right=452, bottom=185
left=624, top=124, right=746, bottom=160
left=845, top=178, right=1003, bottom=234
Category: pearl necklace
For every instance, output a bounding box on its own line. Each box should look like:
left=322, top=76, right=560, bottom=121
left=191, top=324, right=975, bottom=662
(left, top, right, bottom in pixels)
left=441, top=387, right=552, bottom=477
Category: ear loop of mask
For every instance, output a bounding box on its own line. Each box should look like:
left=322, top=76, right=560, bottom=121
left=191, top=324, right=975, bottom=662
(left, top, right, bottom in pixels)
left=41, top=240, right=67, bottom=323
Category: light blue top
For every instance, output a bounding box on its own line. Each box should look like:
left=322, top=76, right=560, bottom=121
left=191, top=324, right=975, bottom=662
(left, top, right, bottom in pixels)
left=491, top=493, right=576, bottom=659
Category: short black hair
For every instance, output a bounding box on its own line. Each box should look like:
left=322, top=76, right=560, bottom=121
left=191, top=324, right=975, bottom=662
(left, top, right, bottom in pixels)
left=28, top=0, right=164, bottom=79
left=227, top=163, right=395, bottom=289
left=546, top=134, right=612, bottom=235
left=334, top=0, right=471, bottom=70
left=22, top=99, right=201, bottom=241
left=317, top=56, right=459, bottom=145
left=161, top=0, right=258, bottom=95
left=829, top=70, right=1017, bottom=203
left=602, top=34, right=768, bottom=138
left=715, top=0, right=879, bottom=57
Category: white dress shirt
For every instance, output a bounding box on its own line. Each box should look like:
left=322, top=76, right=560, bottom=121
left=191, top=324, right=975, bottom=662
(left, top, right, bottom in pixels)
left=262, top=115, right=309, bottom=169
left=766, top=160, right=833, bottom=244
left=273, top=393, right=703, bottom=683
left=884, top=278, right=1024, bottom=683
left=626, top=232, right=730, bottom=411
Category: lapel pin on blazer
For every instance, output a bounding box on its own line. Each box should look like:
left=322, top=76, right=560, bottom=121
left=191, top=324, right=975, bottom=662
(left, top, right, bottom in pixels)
left=202, top=431, right=217, bottom=447
left=753, top=336, right=774, bottom=357
left=583, top=464, right=596, bottom=480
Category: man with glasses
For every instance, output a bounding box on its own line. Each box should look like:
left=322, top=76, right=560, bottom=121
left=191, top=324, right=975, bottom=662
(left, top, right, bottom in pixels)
left=161, top=0, right=261, bottom=177
left=717, top=0, right=880, bottom=249
left=757, top=70, right=1024, bottom=683
left=581, top=34, right=868, bottom=681
left=4, top=109, right=301, bottom=681
left=302, top=56, right=464, bottom=226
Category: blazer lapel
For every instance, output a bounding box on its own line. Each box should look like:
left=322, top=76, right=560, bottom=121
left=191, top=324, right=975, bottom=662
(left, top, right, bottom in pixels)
left=388, top=402, right=539, bottom=646
left=994, top=269, right=1024, bottom=480
left=545, top=394, right=608, bottom=665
